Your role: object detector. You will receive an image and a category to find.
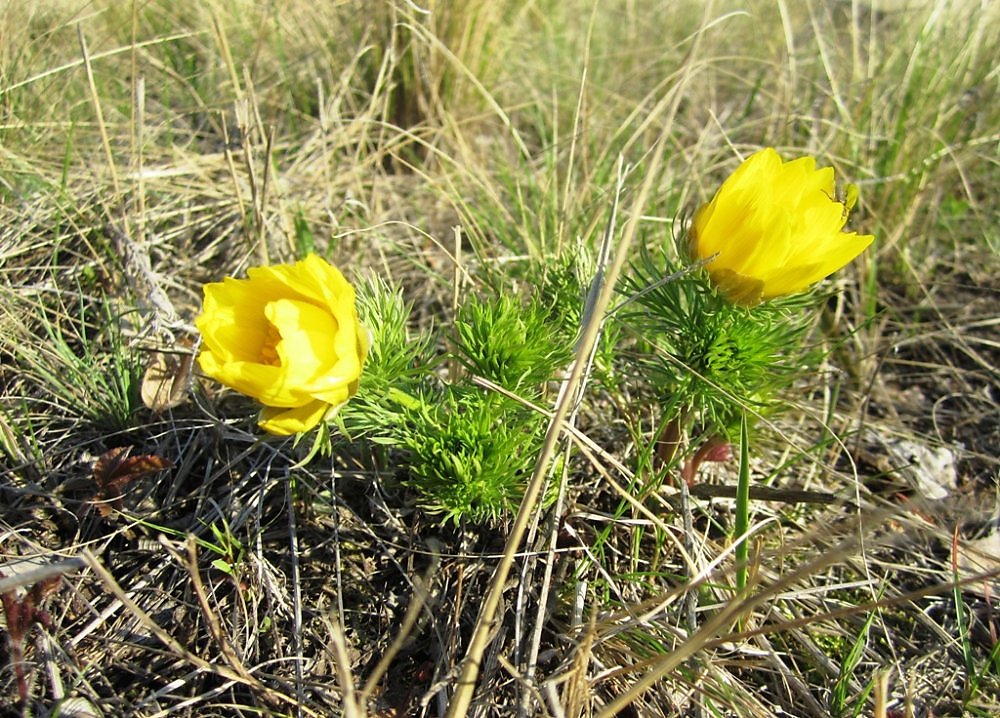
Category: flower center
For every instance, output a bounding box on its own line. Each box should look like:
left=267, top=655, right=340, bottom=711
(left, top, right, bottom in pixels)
left=259, top=323, right=282, bottom=366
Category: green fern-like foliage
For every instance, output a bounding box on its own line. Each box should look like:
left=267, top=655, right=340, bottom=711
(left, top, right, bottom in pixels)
left=395, top=387, right=544, bottom=525
left=338, top=276, right=559, bottom=524
left=531, top=249, right=622, bottom=390
left=619, top=246, right=819, bottom=439
left=353, top=272, right=434, bottom=393
left=452, top=293, right=572, bottom=396
left=337, top=273, right=434, bottom=441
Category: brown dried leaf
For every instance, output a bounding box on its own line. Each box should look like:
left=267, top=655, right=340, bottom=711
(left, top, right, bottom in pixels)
left=92, top=446, right=173, bottom=516
left=141, top=351, right=194, bottom=410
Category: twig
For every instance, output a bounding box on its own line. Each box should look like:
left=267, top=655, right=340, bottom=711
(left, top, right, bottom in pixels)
left=77, top=24, right=121, bottom=198
left=518, top=155, right=627, bottom=717
left=445, top=138, right=667, bottom=717
left=159, top=536, right=259, bottom=686
left=680, top=479, right=698, bottom=638
left=0, top=559, right=85, bottom=594
left=286, top=468, right=306, bottom=717
left=320, top=612, right=365, bottom=718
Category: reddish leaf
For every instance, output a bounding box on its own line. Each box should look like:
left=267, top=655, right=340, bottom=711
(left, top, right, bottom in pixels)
left=91, top=446, right=173, bottom=516
left=1, top=573, right=62, bottom=704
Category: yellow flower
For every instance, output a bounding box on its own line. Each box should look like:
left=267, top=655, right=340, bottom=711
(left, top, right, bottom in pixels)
left=195, top=254, right=368, bottom=435
left=689, top=148, right=875, bottom=305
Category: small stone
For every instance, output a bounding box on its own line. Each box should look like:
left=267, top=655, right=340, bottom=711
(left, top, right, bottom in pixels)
left=885, top=438, right=958, bottom=500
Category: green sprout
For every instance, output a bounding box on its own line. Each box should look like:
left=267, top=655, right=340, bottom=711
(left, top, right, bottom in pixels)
left=338, top=278, right=567, bottom=525
left=395, top=386, right=545, bottom=525
left=619, top=246, right=817, bottom=443
left=453, top=293, right=572, bottom=396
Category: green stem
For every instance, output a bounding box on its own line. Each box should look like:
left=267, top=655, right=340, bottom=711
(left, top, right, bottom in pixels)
left=735, top=412, right=750, bottom=591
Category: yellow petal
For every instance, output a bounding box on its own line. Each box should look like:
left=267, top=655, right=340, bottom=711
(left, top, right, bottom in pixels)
left=805, top=230, right=876, bottom=277
left=195, top=254, right=367, bottom=434
left=196, top=278, right=273, bottom=363
left=760, top=232, right=875, bottom=298
left=727, top=148, right=782, bottom=193
left=689, top=148, right=875, bottom=304
left=266, top=298, right=363, bottom=405
left=725, top=205, right=793, bottom=277
left=267, top=299, right=340, bottom=380
left=300, top=253, right=355, bottom=309
left=757, top=264, right=822, bottom=298
left=199, top=351, right=305, bottom=407
left=258, top=400, right=331, bottom=435
left=251, top=253, right=353, bottom=312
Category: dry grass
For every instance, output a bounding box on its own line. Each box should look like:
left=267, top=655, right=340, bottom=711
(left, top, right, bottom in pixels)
left=2, top=0, right=999, bottom=716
